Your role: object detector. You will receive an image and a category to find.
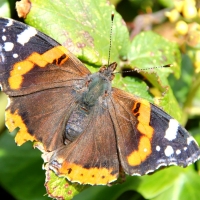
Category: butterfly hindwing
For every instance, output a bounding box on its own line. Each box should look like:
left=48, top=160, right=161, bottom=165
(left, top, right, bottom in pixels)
left=109, top=88, right=200, bottom=175
left=48, top=103, right=119, bottom=185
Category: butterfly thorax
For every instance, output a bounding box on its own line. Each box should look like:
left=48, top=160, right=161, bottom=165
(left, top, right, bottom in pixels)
left=65, top=62, right=117, bottom=142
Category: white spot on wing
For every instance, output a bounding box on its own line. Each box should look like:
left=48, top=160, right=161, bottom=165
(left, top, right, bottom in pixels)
left=176, top=149, right=181, bottom=155
left=13, top=53, right=18, bottom=58
left=164, top=119, right=179, bottom=141
left=3, top=28, right=6, bottom=32
left=2, top=36, right=6, bottom=41
left=184, top=147, right=187, bottom=151
left=156, top=146, right=160, bottom=151
left=156, top=163, right=167, bottom=169
left=131, top=173, right=141, bottom=176
left=145, top=169, right=154, bottom=174
left=168, top=161, right=178, bottom=166
left=187, top=137, right=193, bottom=145
left=164, top=145, right=174, bottom=157
left=144, top=148, right=147, bottom=152
left=17, top=27, right=37, bottom=45
left=3, top=42, right=14, bottom=51
left=6, top=19, right=13, bottom=26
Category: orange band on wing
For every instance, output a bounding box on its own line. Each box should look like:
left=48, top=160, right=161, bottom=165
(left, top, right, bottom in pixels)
left=58, top=162, right=117, bottom=185
left=8, top=46, right=69, bottom=90
left=127, top=99, right=154, bottom=166
left=136, top=99, right=154, bottom=138
left=127, top=136, right=151, bottom=166
left=5, top=109, right=36, bottom=145
left=9, top=60, right=34, bottom=90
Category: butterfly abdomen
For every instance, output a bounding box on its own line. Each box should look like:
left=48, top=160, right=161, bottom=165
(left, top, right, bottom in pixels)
left=65, top=108, right=90, bottom=142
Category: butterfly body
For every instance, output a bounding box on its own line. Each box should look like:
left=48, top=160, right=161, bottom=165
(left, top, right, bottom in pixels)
left=65, top=63, right=116, bottom=142
left=0, top=17, right=200, bottom=185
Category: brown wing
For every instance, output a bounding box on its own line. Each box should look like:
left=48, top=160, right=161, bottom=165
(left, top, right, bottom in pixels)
left=0, top=18, right=90, bottom=150
left=48, top=104, right=119, bottom=185
left=6, top=86, right=80, bottom=151
left=108, top=88, right=200, bottom=175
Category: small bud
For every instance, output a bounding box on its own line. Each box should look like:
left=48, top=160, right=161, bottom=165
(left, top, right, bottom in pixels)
left=182, top=2, right=197, bottom=19
left=165, top=9, right=180, bottom=22
left=176, top=20, right=188, bottom=35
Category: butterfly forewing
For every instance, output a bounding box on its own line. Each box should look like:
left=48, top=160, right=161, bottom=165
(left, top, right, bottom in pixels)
left=0, top=17, right=90, bottom=149
left=0, top=18, right=90, bottom=96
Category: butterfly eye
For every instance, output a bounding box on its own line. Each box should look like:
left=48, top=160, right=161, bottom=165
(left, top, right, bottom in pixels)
left=99, top=66, right=107, bottom=73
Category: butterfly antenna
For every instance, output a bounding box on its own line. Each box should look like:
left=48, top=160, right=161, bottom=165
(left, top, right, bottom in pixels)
left=108, top=12, right=114, bottom=67
left=120, top=64, right=172, bottom=74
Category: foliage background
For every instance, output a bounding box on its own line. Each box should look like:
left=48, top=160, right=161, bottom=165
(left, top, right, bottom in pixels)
left=0, top=0, right=200, bottom=199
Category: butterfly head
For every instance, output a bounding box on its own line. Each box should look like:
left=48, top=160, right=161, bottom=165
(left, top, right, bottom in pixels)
left=99, top=62, right=117, bottom=81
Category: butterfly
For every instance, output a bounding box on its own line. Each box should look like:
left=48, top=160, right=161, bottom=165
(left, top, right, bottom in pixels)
left=0, top=17, right=199, bottom=185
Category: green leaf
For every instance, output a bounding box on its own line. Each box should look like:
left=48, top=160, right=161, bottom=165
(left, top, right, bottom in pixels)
left=136, top=166, right=200, bottom=200
left=0, top=130, right=48, bottom=200
left=45, top=170, right=87, bottom=200
left=128, top=31, right=181, bottom=80
left=159, top=86, right=183, bottom=122
left=168, top=54, right=194, bottom=105
left=0, top=0, right=11, bottom=18
left=158, top=0, right=174, bottom=8
left=127, top=31, right=182, bottom=119
left=73, top=176, right=140, bottom=200
left=25, top=0, right=130, bottom=66
left=113, top=74, right=154, bottom=102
